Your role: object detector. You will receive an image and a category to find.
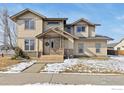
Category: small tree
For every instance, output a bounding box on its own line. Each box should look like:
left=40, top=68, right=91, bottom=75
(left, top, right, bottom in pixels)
left=0, top=8, right=17, bottom=49
left=0, top=8, right=30, bottom=59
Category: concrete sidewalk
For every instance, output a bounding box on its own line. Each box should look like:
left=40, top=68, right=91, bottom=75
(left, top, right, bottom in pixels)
left=0, top=73, right=124, bottom=85
left=22, top=63, right=45, bottom=73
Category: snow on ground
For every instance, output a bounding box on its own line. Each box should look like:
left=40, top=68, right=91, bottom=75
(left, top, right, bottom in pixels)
left=42, top=59, right=79, bottom=73
left=24, top=83, right=91, bottom=86
left=24, top=83, right=65, bottom=86
left=42, top=56, right=124, bottom=73
left=0, top=60, right=36, bottom=73
left=109, top=55, right=124, bottom=61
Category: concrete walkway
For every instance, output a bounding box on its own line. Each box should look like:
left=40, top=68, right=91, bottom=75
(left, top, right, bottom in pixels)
left=22, top=63, right=45, bottom=73
left=0, top=73, right=124, bottom=85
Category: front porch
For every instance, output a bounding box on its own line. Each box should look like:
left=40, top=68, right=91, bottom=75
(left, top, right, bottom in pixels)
left=35, top=28, right=77, bottom=62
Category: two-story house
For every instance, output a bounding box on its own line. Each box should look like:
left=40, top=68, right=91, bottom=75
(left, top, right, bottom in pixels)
left=10, top=9, right=113, bottom=62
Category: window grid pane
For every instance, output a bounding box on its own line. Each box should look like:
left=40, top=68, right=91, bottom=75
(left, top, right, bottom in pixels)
left=96, top=43, right=101, bottom=53
left=77, top=26, right=85, bottom=32
left=78, top=44, right=84, bottom=53
left=30, top=20, right=35, bottom=29
left=25, top=39, right=35, bottom=51
left=47, top=22, right=60, bottom=25
left=30, top=40, right=35, bottom=50
left=25, top=19, right=35, bottom=30
left=25, top=40, right=30, bottom=50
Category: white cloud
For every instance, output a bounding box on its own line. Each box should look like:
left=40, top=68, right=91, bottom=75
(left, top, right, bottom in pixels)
left=116, top=15, right=124, bottom=20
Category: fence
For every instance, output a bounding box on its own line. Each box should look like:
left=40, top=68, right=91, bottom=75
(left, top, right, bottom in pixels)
left=107, top=50, right=124, bottom=55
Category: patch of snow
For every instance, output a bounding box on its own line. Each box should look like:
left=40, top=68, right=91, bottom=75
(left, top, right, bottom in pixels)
left=24, top=83, right=92, bottom=86
left=42, top=59, right=79, bottom=73
left=42, top=56, right=124, bottom=73
left=110, top=55, right=124, bottom=62
left=0, top=60, right=36, bottom=73
left=25, top=83, right=65, bottom=86
left=81, top=59, right=124, bottom=73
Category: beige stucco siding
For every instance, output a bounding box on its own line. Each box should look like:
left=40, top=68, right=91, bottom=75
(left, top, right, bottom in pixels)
left=43, top=20, right=64, bottom=31
left=114, top=40, right=124, bottom=50
left=89, top=26, right=95, bottom=37
left=74, top=39, right=107, bottom=56
left=63, top=37, right=74, bottom=49
left=16, top=12, right=43, bottom=53
left=73, top=21, right=95, bottom=38
left=16, top=12, right=43, bottom=38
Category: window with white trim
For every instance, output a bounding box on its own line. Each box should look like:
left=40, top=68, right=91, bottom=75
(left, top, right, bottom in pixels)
left=96, top=43, right=101, bottom=53
left=117, top=47, right=120, bottom=50
left=47, top=21, right=60, bottom=25
left=77, top=26, right=85, bottom=32
left=25, top=39, right=35, bottom=51
left=78, top=43, right=84, bottom=53
left=66, top=26, right=71, bottom=33
left=25, top=19, right=35, bottom=30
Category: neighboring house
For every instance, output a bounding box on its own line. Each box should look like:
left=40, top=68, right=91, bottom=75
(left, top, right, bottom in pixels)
left=107, top=38, right=124, bottom=55
left=108, top=38, right=124, bottom=50
left=10, top=8, right=112, bottom=60
left=0, top=45, right=15, bottom=56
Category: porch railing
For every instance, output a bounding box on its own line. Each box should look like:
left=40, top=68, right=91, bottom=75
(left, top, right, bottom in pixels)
left=50, top=48, right=64, bottom=55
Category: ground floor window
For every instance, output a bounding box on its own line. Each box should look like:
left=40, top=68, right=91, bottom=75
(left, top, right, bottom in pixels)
left=117, top=47, right=120, bottom=50
left=25, top=39, right=35, bottom=51
left=78, top=43, right=84, bottom=53
left=96, top=43, right=101, bottom=53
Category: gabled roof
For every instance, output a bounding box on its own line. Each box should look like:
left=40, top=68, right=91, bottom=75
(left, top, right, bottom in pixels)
left=107, top=38, right=124, bottom=48
left=54, top=27, right=79, bottom=39
left=36, top=27, right=79, bottom=39
left=69, top=18, right=101, bottom=26
left=10, top=8, right=47, bottom=20
left=107, top=43, right=117, bottom=48
left=95, top=35, right=113, bottom=40
left=79, top=35, right=113, bottom=40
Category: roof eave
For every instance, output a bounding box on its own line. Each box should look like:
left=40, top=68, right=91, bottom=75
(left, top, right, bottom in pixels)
left=10, top=8, right=47, bottom=21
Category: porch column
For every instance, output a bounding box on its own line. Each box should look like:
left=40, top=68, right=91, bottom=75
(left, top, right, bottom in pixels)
left=60, top=35, right=62, bottom=48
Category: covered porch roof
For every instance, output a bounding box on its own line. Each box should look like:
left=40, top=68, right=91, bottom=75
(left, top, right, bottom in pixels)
left=35, top=27, right=79, bottom=39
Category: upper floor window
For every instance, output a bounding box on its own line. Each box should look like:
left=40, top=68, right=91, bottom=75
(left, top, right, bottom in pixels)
left=47, top=21, right=60, bottom=25
left=25, top=39, right=35, bottom=51
left=25, top=19, right=35, bottom=30
left=66, top=26, right=71, bottom=33
left=77, top=26, right=85, bottom=32
left=96, top=43, right=101, bottom=53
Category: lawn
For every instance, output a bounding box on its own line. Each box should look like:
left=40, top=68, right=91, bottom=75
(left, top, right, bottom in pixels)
left=42, top=55, right=124, bottom=74
left=0, top=57, right=20, bottom=71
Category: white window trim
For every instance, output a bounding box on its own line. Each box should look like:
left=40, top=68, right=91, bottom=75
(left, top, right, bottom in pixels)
left=24, top=39, right=35, bottom=51
left=76, top=25, right=86, bottom=33
left=78, top=43, right=84, bottom=54
left=47, top=21, right=60, bottom=25
left=95, top=43, right=101, bottom=53
left=25, top=19, right=35, bottom=30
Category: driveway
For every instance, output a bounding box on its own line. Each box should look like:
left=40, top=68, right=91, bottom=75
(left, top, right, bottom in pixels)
left=0, top=73, right=124, bottom=85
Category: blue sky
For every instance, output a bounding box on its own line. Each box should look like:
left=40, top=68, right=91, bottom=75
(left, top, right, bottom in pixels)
left=0, top=3, right=124, bottom=43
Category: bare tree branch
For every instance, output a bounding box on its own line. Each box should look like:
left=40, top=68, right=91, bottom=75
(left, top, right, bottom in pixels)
left=0, top=8, right=17, bottom=50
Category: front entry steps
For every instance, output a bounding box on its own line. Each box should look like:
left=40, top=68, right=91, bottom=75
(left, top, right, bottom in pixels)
left=37, top=55, right=64, bottom=63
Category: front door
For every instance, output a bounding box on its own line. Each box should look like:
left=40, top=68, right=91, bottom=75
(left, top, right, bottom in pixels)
left=44, top=38, right=50, bottom=55
left=44, top=38, right=60, bottom=55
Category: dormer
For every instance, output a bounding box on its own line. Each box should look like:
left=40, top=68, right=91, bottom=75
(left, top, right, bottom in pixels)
left=66, top=18, right=100, bottom=37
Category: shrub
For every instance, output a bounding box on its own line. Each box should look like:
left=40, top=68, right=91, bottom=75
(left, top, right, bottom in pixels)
left=11, top=47, right=30, bottom=60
